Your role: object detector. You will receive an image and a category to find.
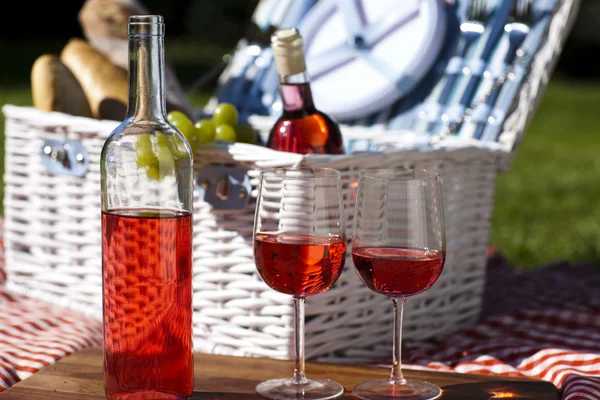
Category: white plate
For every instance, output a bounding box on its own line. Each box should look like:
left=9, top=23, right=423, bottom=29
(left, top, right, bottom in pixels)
left=297, top=0, right=447, bottom=120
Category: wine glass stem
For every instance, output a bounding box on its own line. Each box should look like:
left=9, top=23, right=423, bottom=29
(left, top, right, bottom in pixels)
left=390, top=297, right=407, bottom=385
left=292, top=296, right=308, bottom=384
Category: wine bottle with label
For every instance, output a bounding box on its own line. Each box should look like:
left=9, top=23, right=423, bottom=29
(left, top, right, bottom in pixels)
left=267, top=28, right=345, bottom=155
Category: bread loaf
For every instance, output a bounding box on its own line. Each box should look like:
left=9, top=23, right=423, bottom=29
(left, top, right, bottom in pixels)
left=78, top=0, right=196, bottom=120
left=77, top=0, right=147, bottom=70
left=60, top=38, right=128, bottom=121
left=30, top=54, right=93, bottom=118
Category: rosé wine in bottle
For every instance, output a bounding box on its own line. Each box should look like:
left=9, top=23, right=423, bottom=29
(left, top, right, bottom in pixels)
left=102, top=209, right=193, bottom=399
left=267, top=28, right=345, bottom=155
left=254, top=233, right=346, bottom=297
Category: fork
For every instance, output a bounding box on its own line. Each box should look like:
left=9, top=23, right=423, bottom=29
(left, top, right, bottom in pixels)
left=471, top=0, right=533, bottom=139
left=415, top=0, right=489, bottom=134
left=435, top=0, right=489, bottom=105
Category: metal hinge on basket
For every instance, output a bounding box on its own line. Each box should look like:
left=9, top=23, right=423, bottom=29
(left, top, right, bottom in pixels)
left=196, top=164, right=252, bottom=209
left=41, top=139, right=89, bottom=177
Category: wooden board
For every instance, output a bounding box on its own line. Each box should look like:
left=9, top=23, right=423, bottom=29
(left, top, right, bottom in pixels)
left=0, top=347, right=559, bottom=399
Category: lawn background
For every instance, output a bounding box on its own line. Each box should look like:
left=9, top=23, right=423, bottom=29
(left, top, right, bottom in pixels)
left=0, top=4, right=599, bottom=270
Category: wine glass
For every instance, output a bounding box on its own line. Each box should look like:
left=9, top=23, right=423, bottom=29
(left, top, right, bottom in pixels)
left=351, top=169, right=446, bottom=400
left=253, top=167, right=347, bottom=400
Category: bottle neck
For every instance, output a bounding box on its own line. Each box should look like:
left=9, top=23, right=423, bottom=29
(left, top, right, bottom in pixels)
left=126, top=34, right=167, bottom=121
left=279, top=71, right=316, bottom=113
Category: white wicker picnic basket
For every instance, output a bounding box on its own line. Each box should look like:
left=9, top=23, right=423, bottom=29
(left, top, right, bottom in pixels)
left=1, top=0, right=578, bottom=362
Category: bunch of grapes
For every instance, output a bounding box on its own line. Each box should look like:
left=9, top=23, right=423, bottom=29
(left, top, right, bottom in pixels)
left=135, top=102, right=259, bottom=181
left=167, top=102, right=258, bottom=151
left=135, top=132, right=188, bottom=181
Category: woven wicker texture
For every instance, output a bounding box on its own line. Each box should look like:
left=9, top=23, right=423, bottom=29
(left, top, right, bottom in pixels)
left=191, top=145, right=500, bottom=361
left=495, top=0, right=579, bottom=164
left=1, top=109, right=500, bottom=360
left=1, top=0, right=579, bottom=362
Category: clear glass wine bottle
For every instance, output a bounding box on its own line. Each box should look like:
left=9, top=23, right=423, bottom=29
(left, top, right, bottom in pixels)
left=100, top=15, right=194, bottom=400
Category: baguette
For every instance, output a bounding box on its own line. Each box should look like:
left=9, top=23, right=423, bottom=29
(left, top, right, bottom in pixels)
left=77, top=0, right=147, bottom=70
left=30, top=54, right=93, bottom=118
left=60, top=38, right=128, bottom=121
left=78, top=0, right=196, bottom=120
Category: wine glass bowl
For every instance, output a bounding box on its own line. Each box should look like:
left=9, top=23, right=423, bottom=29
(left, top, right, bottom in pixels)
left=351, top=168, right=446, bottom=400
left=253, top=167, right=347, bottom=400
left=254, top=232, right=346, bottom=297
left=352, top=247, right=445, bottom=298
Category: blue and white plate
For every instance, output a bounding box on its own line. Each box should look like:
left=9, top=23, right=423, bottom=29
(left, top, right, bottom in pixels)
left=295, top=0, right=448, bottom=120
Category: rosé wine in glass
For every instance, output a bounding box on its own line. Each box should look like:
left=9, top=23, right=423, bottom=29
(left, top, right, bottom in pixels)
left=352, top=247, right=445, bottom=297
left=253, top=167, right=346, bottom=400
left=351, top=169, right=446, bottom=400
left=254, top=233, right=346, bottom=297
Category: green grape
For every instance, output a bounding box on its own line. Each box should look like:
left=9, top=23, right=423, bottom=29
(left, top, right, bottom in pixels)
left=136, top=135, right=153, bottom=153
left=140, top=145, right=175, bottom=182
left=168, top=113, right=195, bottom=147
left=156, top=132, right=189, bottom=161
left=135, top=135, right=157, bottom=168
left=156, top=145, right=176, bottom=171
left=156, top=132, right=169, bottom=148
left=212, top=103, right=239, bottom=126
left=136, top=151, right=158, bottom=170
left=146, top=166, right=160, bottom=181
left=167, top=110, right=189, bottom=123
left=136, top=133, right=181, bottom=181
left=194, top=119, right=216, bottom=144
left=235, top=123, right=257, bottom=144
left=214, top=124, right=237, bottom=142
left=171, top=134, right=192, bottom=161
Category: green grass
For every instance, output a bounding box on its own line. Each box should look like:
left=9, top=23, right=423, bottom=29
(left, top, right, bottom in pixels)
left=0, top=38, right=599, bottom=268
left=491, top=79, right=600, bottom=268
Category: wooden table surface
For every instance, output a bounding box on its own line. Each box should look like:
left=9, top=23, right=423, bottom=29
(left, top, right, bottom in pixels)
left=0, top=346, right=559, bottom=399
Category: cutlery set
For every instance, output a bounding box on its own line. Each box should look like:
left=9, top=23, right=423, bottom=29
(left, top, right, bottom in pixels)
left=413, top=0, right=552, bottom=142
left=203, top=0, right=563, bottom=153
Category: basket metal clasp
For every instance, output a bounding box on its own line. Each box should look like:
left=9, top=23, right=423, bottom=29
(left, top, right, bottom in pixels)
left=41, top=139, right=89, bottom=177
left=196, top=164, right=252, bottom=209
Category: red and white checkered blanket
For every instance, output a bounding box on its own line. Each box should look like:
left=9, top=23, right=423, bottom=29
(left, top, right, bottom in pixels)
left=1, top=234, right=599, bottom=398
left=404, top=253, right=600, bottom=399
left=0, top=231, right=102, bottom=391
left=0, top=290, right=102, bottom=390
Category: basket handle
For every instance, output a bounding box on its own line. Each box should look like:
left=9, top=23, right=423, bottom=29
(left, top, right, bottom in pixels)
left=196, top=164, right=252, bottom=209
left=41, top=139, right=89, bottom=177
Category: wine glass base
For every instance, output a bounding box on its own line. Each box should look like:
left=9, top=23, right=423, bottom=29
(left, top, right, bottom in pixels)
left=353, top=379, right=441, bottom=400
left=256, top=377, right=345, bottom=400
